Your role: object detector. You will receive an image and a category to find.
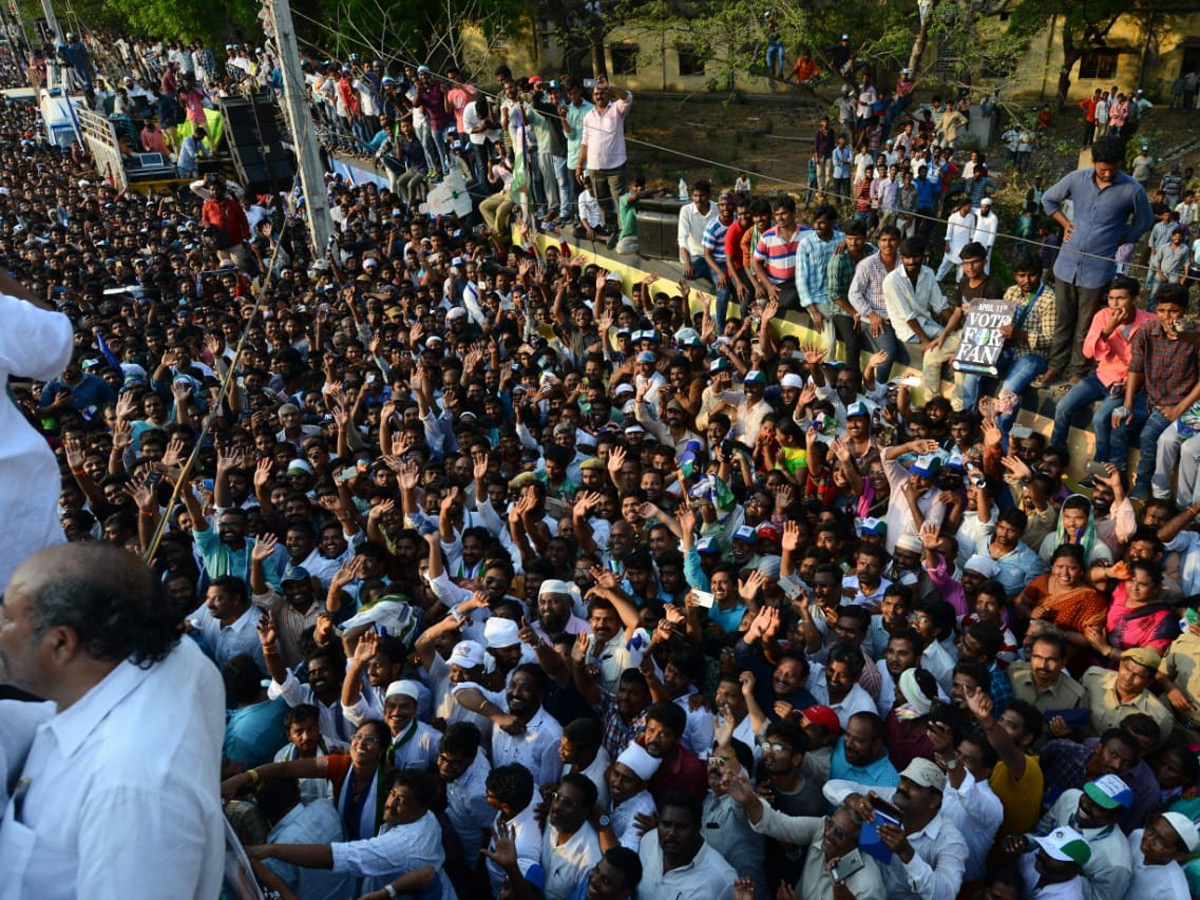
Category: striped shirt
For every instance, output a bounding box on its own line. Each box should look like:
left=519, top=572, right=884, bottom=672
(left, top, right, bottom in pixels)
left=754, top=225, right=804, bottom=285
left=701, top=216, right=731, bottom=266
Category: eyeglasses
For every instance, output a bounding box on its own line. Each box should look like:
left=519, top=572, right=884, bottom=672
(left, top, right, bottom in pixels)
left=549, top=791, right=582, bottom=808
left=351, top=733, right=383, bottom=746
left=762, top=741, right=792, bottom=754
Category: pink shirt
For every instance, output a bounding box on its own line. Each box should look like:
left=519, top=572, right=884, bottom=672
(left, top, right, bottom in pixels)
left=581, top=94, right=633, bottom=171
left=446, top=85, right=477, bottom=133
left=1083, top=307, right=1154, bottom=389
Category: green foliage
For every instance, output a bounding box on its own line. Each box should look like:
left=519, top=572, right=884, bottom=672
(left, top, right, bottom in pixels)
left=44, top=0, right=259, bottom=45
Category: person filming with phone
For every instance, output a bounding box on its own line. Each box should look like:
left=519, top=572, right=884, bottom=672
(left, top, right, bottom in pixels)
left=724, top=771, right=886, bottom=899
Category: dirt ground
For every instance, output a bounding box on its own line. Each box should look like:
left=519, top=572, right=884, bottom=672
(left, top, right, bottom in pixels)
left=623, top=92, right=1200, bottom=204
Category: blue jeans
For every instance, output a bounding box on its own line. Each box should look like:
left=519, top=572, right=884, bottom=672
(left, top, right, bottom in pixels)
left=1132, top=408, right=1172, bottom=493
left=864, top=322, right=899, bottom=383
left=959, top=355, right=1048, bottom=431
left=766, top=43, right=785, bottom=77
left=996, top=354, right=1048, bottom=432
left=1051, top=374, right=1147, bottom=467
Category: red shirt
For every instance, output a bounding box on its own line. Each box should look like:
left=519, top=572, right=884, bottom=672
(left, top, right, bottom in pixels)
left=724, top=219, right=749, bottom=271
left=646, top=743, right=707, bottom=803
left=1079, top=97, right=1098, bottom=123
left=202, top=197, right=250, bottom=245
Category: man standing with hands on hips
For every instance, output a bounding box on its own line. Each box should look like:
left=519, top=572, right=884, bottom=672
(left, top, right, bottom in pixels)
left=1041, top=136, right=1154, bottom=388
left=576, top=75, right=632, bottom=249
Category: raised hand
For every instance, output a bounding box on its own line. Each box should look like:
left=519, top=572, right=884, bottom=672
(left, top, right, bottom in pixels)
left=781, top=520, right=801, bottom=552
left=251, top=532, right=279, bottom=563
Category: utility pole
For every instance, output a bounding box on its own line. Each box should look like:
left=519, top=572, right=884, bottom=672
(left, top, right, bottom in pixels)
left=8, top=0, right=32, bottom=59
left=264, top=0, right=333, bottom=261
left=39, top=0, right=61, bottom=42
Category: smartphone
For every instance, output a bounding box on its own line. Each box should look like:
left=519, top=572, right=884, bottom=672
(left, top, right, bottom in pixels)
left=777, top=574, right=804, bottom=600
left=335, top=465, right=358, bottom=484
left=900, top=375, right=922, bottom=388
left=1010, top=425, right=1034, bottom=440
left=692, top=590, right=715, bottom=609
left=829, top=848, right=865, bottom=883
left=870, top=797, right=904, bottom=825
left=1085, top=460, right=1110, bottom=477
left=144, top=472, right=162, bottom=487
left=583, top=78, right=596, bottom=88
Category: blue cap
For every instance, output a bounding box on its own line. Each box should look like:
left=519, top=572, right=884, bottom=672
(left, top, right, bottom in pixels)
left=636, top=350, right=656, bottom=363
left=734, top=525, right=757, bottom=542
left=743, top=370, right=767, bottom=386
left=695, top=537, right=720, bottom=554
left=911, top=454, right=942, bottom=478
left=281, top=565, right=311, bottom=583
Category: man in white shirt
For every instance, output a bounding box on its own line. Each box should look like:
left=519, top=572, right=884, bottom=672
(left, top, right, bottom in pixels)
left=249, top=769, right=453, bottom=898
left=541, top=773, right=604, bottom=900
left=1040, top=775, right=1134, bottom=900
left=637, top=792, right=738, bottom=900
left=882, top=239, right=959, bottom=402
left=827, top=758, right=969, bottom=900
left=253, top=779, right=356, bottom=900
left=935, top=198, right=977, bottom=281
left=1124, top=812, right=1197, bottom=900
left=187, top=574, right=266, bottom=673
left=0, top=285, right=73, bottom=586
left=677, top=179, right=718, bottom=283
left=927, top=719, right=1003, bottom=882
left=459, top=663, right=564, bottom=787
left=972, top=198, right=999, bottom=273
left=0, top=543, right=226, bottom=900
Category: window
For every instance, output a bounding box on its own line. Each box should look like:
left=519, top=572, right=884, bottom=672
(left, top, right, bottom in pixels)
left=677, top=46, right=705, bottom=77
left=610, top=44, right=638, bottom=76
left=1078, top=50, right=1119, bottom=80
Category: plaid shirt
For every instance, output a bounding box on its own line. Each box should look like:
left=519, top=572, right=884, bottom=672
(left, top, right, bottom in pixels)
left=1129, top=321, right=1200, bottom=408
left=794, top=230, right=842, bottom=310
left=1004, top=283, right=1058, bottom=361
left=987, top=661, right=1014, bottom=714
left=1039, top=738, right=1093, bottom=808
left=848, top=250, right=895, bottom=318
left=597, top=690, right=644, bottom=760
left=828, top=244, right=873, bottom=309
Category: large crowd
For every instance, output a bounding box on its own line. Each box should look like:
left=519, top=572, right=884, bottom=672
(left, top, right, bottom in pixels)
left=2, top=24, right=1200, bottom=900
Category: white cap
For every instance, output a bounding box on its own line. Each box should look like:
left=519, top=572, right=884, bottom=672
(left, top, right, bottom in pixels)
left=980, top=197, right=993, bottom=206
left=447, top=307, right=467, bottom=320
left=484, top=617, right=522, bottom=649
left=448, top=640, right=486, bottom=669
left=964, top=554, right=999, bottom=578
left=895, top=534, right=923, bottom=554
left=781, top=373, right=805, bottom=389
left=1163, top=812, right=1200, bottom=853
left=385, top=679, right=421, bottom=701
left=539, top=579, right=573, bottom=598
left=615, top=743, right=661, bottom=781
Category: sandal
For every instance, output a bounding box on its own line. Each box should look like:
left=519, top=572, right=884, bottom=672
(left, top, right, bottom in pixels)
left=1031, top=371, right=1059, bottom=389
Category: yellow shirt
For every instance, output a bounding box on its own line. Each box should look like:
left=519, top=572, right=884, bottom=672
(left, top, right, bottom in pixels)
left=989, top=755, right=1044, bottom=837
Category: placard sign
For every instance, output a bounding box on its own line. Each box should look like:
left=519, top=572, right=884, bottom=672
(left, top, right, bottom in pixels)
left=951, top=299, right=1017, bottom=376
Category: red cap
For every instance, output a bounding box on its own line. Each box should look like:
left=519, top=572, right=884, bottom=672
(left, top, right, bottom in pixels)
left=800, top=704, right=841, bottom=734
left=527, top=76, right=543, bottom=86
left=756, top=523, right=780, bottom=542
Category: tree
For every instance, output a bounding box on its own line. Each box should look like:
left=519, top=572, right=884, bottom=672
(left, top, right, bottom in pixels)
left=1008, top=0, right=1139, bottom=108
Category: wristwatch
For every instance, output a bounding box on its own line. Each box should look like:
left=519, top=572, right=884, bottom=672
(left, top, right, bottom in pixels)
left=942, top=755, right=959, bottom=771
left=385, top=884, right=397, bottom=898
left=597, top=815, right=611, bottom=828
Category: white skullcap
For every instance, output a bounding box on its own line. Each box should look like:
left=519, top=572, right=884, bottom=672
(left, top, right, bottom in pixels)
left=615, top=743, right=661, bottom=782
